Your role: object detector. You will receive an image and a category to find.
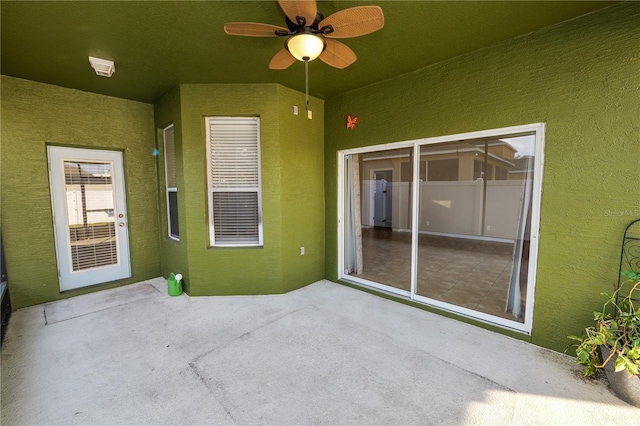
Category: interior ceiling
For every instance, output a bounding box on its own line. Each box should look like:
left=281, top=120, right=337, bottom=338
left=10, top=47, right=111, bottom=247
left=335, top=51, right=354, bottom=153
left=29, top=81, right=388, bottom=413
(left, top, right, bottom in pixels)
left=1, top=1, right=617, bottom=104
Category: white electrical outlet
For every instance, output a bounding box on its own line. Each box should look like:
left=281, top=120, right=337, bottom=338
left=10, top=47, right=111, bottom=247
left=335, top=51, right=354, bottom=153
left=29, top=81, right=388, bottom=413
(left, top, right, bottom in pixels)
left=307, top=110, right=312, bottom=119
left=426, top=220, right=430, bottom=226
left=293, top=106, right=299, bottom=115
left=486, top=225, right=491, bottom=231
left=300, top=247, right=305, bottom=255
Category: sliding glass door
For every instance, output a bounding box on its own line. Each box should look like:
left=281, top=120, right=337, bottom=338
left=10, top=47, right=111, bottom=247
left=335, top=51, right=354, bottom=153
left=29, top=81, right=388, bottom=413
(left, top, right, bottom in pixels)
left=339, top=124, right=544, bottom=333
left=343, top=149, right=415, bottom=295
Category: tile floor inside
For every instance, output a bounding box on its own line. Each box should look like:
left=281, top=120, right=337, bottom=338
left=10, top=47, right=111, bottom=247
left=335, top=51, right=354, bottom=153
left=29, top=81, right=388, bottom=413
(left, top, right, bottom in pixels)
left=351, top=227, right=526, bottom=322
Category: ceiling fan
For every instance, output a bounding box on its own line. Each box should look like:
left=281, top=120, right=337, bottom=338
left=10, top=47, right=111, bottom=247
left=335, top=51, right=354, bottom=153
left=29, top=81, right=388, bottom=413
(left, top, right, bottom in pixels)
left=224, top=0, right=384, bottom=70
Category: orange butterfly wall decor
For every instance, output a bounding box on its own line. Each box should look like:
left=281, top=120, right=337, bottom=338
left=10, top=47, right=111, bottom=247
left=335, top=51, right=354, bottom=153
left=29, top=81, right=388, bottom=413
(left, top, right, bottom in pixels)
left=346, top=115, right=359, bottom=130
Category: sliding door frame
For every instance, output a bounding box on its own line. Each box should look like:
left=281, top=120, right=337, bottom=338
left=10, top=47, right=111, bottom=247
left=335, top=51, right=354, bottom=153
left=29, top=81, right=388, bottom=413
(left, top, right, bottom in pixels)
left=337, top=123, right=545, bottom=334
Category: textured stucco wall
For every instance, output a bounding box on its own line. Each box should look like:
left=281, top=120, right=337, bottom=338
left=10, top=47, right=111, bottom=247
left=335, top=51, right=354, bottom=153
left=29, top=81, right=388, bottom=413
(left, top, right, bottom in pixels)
left=169, top=84, right=324, bottom=296
left=1, top=76, right=161, bottom=308
left=277, top=85, right=325, bottom=291
left=153, top=86, right=190, bottom=291
left=324, top=3, right=640, bottom=351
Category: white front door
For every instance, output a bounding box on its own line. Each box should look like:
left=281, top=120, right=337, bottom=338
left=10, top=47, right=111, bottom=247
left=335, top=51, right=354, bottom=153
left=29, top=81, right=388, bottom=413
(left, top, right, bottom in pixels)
left=48, top=147, right=131, bottom=291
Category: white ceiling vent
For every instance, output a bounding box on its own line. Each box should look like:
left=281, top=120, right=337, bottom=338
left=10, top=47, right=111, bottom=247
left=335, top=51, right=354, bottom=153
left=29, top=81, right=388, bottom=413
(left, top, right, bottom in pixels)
left=88, top=56, right=115, bottom=77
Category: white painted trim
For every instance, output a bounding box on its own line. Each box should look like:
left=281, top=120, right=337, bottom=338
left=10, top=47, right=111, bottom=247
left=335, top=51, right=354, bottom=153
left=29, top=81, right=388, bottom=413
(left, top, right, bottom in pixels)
left=412, top=294, right=531, bottom=333
left=205, top=117, right=264, bottom=247
left=338, top=276, right=530, bottom=333
left=47, top=146, right=131, bottom=291
left=362, top=147, right=516, bottom=168
left=337, top=152, right=345, bottom=279
left=163, top=124, right=179, bottom=241
left=340, top=138, right=424, bottom=156
left=410, top=145, right=420, bottom=298
left=342, top=275, right=412, bottom=299
left=522, top=122, right=546, bottom=330
left=422, top=123, right=542, bottom=145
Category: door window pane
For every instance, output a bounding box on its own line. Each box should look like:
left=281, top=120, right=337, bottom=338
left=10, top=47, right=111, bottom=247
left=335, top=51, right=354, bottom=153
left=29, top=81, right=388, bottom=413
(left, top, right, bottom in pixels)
left=344, top=148, right=414, bottom=292
left=168, top=190, right=179, bottom=238
left=416, top=135, right=536, bottom=323
left=64, top=161, right=118, bottom=271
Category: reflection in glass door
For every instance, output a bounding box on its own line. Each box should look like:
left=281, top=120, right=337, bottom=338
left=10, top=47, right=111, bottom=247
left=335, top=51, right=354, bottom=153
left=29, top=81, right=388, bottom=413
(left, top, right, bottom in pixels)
left=339, top=124, right=544, bottom=332
left=343, top=148, right=414, bottom=294
left=415, top=135, right=536, bottom=323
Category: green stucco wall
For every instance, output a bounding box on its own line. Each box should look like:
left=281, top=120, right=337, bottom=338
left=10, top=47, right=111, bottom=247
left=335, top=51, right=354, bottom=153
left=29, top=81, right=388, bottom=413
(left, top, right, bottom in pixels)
left=153, top=86, right=190, bottom=292
left=324, top=3, right=640, bottom=351
left=1, top=76, right=161, bottom=308
left=277, top=85, right=325, bottom=291
left=155, top=83, right=324, bottom=296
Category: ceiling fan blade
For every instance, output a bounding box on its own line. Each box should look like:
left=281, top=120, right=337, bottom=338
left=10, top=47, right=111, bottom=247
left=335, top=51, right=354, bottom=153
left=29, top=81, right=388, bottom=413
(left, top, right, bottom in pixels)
left=319, top=6, right=384, bottom=39
left=269, top=48, right=297, bottom=70
left=224, top=22, right=288, bottom=37
left=319, top=39, right=357, bottom=69
left=278, top=0, right=317, bottom=26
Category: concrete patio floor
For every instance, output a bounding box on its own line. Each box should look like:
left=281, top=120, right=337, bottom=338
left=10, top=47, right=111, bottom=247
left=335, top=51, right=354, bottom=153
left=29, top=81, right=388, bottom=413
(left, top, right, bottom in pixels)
left=1, top=278, right=638, bottom=425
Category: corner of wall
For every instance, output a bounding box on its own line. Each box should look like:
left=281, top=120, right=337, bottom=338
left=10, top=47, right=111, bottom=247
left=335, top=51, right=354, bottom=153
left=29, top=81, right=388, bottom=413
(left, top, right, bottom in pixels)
left=277, top=85, right=326, bottom=291
left=153, top=85, right=190, bottom=291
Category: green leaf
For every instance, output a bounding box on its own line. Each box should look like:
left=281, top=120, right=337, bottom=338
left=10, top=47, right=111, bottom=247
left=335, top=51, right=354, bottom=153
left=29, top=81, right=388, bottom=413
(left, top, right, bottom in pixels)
left=613, top=354, right=640, bottom=375
left=584, top=365, right=597, bottom=376
left=614, top=355, right=627, bottom=372
left=577, top=351, right=589, bottom=363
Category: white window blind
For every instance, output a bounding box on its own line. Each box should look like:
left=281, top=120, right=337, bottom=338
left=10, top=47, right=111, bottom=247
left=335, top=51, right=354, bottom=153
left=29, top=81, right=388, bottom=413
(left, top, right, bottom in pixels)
left=163, top=124, right=179, bottom=240
left=206, top=117, right=263, bottom=246
left=64, top=161, right=118, bottom=271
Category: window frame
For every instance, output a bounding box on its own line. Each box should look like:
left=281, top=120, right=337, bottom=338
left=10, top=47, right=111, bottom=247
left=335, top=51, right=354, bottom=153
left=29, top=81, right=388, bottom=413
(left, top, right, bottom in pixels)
left=337, top=123, right=546, bottom=334
left=205, top=116, right=264, bottom=248
left=163, top=123, right=179, bottom=241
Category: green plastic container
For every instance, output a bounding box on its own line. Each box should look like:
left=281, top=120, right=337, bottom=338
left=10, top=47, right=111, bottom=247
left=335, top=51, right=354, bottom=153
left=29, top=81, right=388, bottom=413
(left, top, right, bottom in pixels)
left=168, top=273, right=183, bottom=296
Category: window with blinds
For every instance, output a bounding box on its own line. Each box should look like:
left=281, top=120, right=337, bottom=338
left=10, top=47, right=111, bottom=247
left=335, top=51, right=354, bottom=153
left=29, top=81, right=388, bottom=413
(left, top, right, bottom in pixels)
left=206, top=117, right=263, bottom=246
left=164, top=124, right=179, bottom=240
left=64, top=161, right=118, bottom=271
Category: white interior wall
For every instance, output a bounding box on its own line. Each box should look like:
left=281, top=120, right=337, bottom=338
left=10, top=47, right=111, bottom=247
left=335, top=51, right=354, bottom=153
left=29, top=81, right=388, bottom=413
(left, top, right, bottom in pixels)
left=360, top=180, right=528, bottom=239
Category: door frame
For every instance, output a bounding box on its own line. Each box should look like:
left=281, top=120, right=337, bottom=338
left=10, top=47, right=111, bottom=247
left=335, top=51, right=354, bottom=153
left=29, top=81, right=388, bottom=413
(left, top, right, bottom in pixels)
left=47, top=146, right=131, bottom=291
left=337, top=123, right=545, bottom=334
left=372, top=169, right=393, bottom=228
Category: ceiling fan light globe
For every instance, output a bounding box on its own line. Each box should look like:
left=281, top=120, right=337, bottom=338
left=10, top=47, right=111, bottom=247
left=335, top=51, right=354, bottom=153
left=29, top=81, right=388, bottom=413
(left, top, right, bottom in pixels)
left=286, top=34, right=325, bottom=62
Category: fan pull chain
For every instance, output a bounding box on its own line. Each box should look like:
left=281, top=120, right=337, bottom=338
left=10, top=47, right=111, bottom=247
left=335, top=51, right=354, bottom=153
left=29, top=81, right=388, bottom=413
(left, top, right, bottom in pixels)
left=305, top=60, right=310, bottom=111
